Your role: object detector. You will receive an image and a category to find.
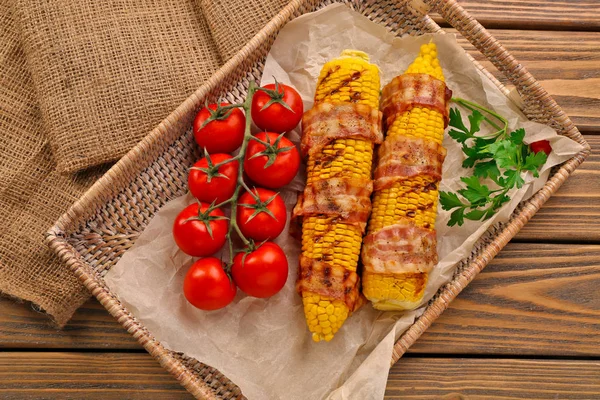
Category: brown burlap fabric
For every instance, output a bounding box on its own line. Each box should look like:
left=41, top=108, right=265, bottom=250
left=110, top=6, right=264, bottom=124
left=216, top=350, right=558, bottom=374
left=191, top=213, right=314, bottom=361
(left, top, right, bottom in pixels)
left=0, top=0, right=289, bottom=326
left=0, top=1, right=107, bottom=325
left=200, top=0, right=292, bottom=62
left=14, top=0, right=223, bottom=173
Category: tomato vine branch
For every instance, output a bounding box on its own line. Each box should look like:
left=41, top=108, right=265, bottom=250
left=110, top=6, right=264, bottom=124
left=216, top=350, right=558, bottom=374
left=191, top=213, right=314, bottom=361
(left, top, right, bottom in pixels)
left=203, top=81, right=262, bottom=266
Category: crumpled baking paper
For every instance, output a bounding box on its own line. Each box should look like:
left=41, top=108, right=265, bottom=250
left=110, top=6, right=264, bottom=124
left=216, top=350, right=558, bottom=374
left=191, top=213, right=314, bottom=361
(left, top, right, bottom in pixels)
left=104, top=4, right=584, bottom=400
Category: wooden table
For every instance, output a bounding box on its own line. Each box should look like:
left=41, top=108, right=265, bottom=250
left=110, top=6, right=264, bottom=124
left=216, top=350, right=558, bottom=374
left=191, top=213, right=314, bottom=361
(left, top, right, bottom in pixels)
left=2, top=1, right=600, bottom=398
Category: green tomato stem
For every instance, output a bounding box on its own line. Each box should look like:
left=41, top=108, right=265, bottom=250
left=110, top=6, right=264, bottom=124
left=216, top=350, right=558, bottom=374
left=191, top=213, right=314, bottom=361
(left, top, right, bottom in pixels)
left=222, top=81, right=260, bottom=264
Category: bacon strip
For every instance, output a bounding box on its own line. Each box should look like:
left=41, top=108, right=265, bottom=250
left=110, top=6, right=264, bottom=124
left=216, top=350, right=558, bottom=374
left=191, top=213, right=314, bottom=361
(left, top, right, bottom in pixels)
left=374, top=135, right=447, bottom=191
left=381, top=73, right=452, bottom=128
left=301, top=102, right=383, bottom=158
left=296, top=256, right=361, bottom=311
left=293, top=178, right=372, bottom=231
left=361, top=223, right=438, bottom=275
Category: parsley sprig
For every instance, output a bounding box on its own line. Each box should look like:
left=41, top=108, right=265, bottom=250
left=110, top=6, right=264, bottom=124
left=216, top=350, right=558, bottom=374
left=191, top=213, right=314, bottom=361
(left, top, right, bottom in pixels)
left=439, top=98, right=548, bottom=227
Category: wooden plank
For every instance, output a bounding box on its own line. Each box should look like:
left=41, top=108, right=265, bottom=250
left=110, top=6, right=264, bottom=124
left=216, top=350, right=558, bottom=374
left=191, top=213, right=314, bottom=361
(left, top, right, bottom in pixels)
left=0, top=297, right=139, bottom=349
left=1, top=244, right=598, bottom=356
left=409, top=243, right=600, bottom=356
left=433, top=0, right=600, bottom=31
left=1, top=352, right=598, bottom=399
left=386, top=358, right=600, bottom=399
left=517, top=135, right=600, bottom=242
left=0, top=352, right=192, bottom=400
left=452, top=29, right=600, bottom=132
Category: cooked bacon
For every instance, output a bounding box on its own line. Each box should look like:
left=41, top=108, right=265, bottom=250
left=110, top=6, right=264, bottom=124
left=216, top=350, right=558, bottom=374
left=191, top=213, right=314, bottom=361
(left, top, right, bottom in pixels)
left=374, top=135, right=447, bottom=191
left=293, top=178, right=372, bottom=231
left=381, top=73, right=452, bottom=128
left=296, top=255, right=361, bottom=311
left=301, top=102, right=383, bottom=157
left=361, top=222, right=438, bottom=275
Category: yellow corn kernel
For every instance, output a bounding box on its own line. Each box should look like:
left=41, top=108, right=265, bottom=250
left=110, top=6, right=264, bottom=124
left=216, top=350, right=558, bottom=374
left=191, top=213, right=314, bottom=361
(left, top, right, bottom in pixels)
left=302, top=292, right=349, bottom=342
left=315, top=49, right=380, bottom=110
left=362, top=271, right=428, bottom=310
left=363, top=43, right=445, bottom=310
left=301, top=50, right=380, bottom=341
left=306, top=138, right=373, bottom=185
left=368, top=175, right=439, bottom=232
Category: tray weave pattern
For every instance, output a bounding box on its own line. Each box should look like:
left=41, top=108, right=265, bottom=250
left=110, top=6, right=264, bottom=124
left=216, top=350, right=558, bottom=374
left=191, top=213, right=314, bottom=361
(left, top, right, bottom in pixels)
left=47, top=0, right=590, bottom=398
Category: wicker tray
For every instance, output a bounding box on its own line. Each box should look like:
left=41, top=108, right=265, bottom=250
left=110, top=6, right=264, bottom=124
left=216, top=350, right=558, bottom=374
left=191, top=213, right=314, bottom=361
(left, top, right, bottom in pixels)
left=47, top=0, right=590, bottom=398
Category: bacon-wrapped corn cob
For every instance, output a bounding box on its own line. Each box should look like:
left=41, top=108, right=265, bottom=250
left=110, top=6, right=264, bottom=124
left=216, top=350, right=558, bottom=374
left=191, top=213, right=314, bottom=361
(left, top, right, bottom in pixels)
left=294, top=50, right=382, bottom=341
left=362, top=43, right=450, bottom=310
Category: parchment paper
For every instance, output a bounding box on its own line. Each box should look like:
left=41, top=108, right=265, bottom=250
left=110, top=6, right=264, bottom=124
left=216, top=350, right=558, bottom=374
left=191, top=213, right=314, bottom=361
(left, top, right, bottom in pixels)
left=104, top=4, right=584, bottom=400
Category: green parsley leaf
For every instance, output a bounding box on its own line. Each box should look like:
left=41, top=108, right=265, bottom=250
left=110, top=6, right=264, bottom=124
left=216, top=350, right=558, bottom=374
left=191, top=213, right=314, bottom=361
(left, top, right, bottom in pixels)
left=489, top=139, right=519, bottom=170
left=449, top=107, right=468, bottom=134
left=439, top=191, right=465, bottom=210
left=464, top=209, right=487, bottom=221
left=448, top=208, right=465, bottom=227
left=522, top=150, right=547, bottom=175
left=449, top=129, right=471, bottom=144
left=468, top=109, right=485, bottom=134
left=509, top=128, right=526, bottom=145
left=457, top=176, right=492, bottom=207
left=473, top=160, right=501, bottom=181
left=443, top=100, right=548, bottom=227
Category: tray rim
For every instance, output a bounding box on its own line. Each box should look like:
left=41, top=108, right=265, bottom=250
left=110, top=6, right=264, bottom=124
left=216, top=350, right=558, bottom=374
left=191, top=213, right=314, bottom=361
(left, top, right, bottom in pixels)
left=46, top=0, right=591, bottom=398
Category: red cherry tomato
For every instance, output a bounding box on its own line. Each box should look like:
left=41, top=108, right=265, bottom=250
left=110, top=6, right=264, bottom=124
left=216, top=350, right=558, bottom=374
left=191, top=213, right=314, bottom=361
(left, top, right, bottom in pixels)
left=188, top=153, right=239, bottom=204
left=237, top=188, right=287, bottom=241
left=530, top=139, right=552, bottom=156
left=244, top=132, right=300, bottom=189
left=232, top=242, right=288, bottom=298
left=183, top=257, right=236, bottom=310
left=251, top=82, right=303, bottom=133
left=172, top=202, right=227, bottom=257
left=193, top=103, right=245, bottom=153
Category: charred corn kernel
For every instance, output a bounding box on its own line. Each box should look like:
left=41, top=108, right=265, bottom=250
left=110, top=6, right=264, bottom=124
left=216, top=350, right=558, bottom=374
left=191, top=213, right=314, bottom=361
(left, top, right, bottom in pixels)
left=368, top=175, right=439, bottom=232
left=364, top=43, right=445, bottom=310
left=301, top=50, right=380, bottom=341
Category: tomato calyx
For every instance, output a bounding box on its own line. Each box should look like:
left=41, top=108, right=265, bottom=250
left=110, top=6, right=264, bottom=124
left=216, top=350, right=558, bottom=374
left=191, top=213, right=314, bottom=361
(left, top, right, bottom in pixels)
left=256, top=77, right=295, bottom=113
left=249, top=132, right=296, bottom=168
left=200, top=101, right=237, bottom=129
left=184, top=200, right=229, bottom=239
left=190, top=149, right=232, bottom=183
left=238, top=190, right=280, bottom=224
left=234, top=239, right=266, bottom=270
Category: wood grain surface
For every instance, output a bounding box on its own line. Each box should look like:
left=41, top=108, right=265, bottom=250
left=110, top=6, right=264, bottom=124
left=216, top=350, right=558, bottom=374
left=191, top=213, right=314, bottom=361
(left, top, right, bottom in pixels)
left=2, top=244, right=598, bottom=357
left=433, top=0, right=600, bottom=31
left=410, top=243, right=600, bottom=356
left=517, top=135, right=600, bottom=242
left=1, top=352, right=598, bottom=400
left=0, top=298, right=138, bottom=350
left=386, top=358, right=600, bottom=399
left=453, top=29, right=600, bottom=132
left=0, top=353, right=192, bottom=400
left=2, top=2, right=599, bottom=399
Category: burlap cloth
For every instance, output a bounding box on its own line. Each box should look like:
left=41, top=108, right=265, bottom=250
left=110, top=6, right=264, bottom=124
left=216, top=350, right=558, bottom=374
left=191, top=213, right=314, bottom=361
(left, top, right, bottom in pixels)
left=0, top=0, right=289, bottom=326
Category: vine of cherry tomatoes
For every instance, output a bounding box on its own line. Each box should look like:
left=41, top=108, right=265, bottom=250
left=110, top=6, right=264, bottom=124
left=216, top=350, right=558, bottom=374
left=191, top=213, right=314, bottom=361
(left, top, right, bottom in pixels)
left=173, top=80, right=302, bottom=311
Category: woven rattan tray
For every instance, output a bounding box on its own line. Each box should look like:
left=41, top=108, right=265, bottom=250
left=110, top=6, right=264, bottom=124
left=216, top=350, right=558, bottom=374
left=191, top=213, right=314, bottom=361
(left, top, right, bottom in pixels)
left=47, top=0, right=590, bottom=398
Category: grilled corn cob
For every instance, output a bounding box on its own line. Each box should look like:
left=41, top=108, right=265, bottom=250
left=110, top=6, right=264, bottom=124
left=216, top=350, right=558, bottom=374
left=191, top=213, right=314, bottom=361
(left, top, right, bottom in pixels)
left=300, top=50, right=380, bottom=342
left=363, top=43, right=446, bottom=310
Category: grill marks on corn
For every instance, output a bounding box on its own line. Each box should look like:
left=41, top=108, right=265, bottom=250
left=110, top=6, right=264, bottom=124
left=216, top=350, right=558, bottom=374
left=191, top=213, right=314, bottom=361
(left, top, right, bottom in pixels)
left=306, top=139, right=373, bottom=185
left=369, top=176, right=440, bottom=232
left=300, top=51, right=381, bottom=342
left=319, top=67, right=364, bottom=104
left=302, top=216, right=362, bottom=271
